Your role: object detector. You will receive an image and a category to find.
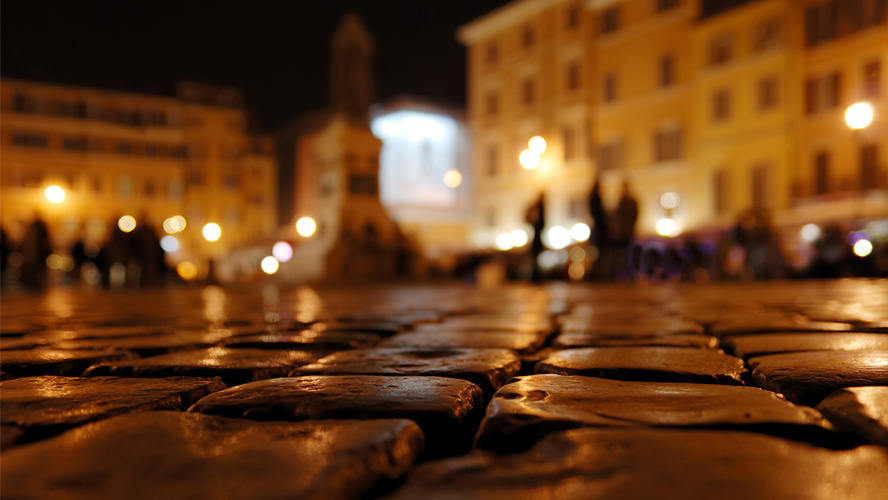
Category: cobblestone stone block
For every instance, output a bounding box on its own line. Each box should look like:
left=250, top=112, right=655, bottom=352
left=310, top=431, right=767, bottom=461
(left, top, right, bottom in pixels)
left=1, top=375, right=226, bottom=447
left=724, top=333, right=888, bottom=359
left=190, top=375, right=483, bottom=457
left=0, top=349, right=135, bottom=378
left=535, top=347, right=745, bottom=384
left=0, top=412, right=423, bottom=500
left=817, top=386, right=888, bottom=447
left=381, top=331, right=546, bottom=354
left=83, top=347, right=315, bottom=386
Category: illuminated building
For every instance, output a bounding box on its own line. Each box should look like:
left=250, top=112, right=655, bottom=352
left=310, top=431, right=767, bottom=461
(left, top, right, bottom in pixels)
left=459, top=0, right=886, bottom=246
left=0, top=79, right=278, bottom=274
left=371, top=96, right=473, bottom=259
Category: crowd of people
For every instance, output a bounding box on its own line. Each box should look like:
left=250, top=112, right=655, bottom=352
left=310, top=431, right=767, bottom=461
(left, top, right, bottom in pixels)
left=1, top=215, right=169, bottom=291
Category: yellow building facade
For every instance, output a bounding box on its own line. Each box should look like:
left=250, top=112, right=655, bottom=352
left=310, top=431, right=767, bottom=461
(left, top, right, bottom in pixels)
left=460, top=0, right=887, bottom=249
left=0, top=79, right=278, bottom=276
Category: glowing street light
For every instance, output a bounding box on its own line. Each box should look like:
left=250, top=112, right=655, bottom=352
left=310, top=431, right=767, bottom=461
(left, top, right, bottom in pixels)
left=296, top=217, right=316, bottom=237
left=853, top=239, right=873, bottom=257
left=443, top=169, right=462, bottom=188
left=44, top=185, right=66, bottom=204
left=660, top=192, right=680, bottom=210
left=519, top=149, right=540, bottom=170
left=528, top=136, right=547, bottom=155
left=261, top=256, right=280, bottom=274
left=118, top=215, right=137, bottom=233
left=845, top=102, right=874, bottom=130
left=656, top=218, right=679, bottom=237
left=272, top=241, right=293, bottom=262
left=203, top=223, right=222, bottom=242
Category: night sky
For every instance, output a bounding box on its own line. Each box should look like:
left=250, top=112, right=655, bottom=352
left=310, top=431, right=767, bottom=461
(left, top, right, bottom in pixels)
left=1, top=0, right=514, bottom=131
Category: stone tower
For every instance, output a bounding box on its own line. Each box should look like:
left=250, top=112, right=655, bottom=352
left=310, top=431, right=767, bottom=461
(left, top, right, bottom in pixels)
left=329, top=12, right=375, bottom=121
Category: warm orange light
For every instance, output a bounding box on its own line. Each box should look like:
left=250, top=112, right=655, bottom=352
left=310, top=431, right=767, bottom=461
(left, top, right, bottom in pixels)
left=203, top=223, right=221, bottom=242
left=44, top=185, right=65, bottom=203
left=443, top=170, right=462, bottom=188
left=177, top=261, right=198, bottom=280
left=296, top=217, right=316, bottom=237
left=118, top=215, right=136, bottom=233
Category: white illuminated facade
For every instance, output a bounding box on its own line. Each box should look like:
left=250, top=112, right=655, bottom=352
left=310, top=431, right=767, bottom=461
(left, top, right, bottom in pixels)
left=371, top=97, right=472, bottom=257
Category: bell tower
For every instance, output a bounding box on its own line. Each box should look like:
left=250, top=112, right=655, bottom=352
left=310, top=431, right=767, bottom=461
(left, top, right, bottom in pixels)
left=329, top=12, right=375, bottom=121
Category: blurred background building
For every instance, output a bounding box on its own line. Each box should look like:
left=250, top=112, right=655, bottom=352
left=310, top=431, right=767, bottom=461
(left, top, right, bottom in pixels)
left=0, top=79, right=278, bottom=281
left=371, top=96, right=473, bottom=261
left=458, top=0, right=887, bottom=253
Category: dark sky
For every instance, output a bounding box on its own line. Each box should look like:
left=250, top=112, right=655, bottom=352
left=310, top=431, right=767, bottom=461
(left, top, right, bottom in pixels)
left=1, top=0, right=513, bottom=131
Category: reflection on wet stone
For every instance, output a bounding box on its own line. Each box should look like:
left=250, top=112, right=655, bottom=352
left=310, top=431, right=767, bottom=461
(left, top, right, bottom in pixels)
left=1, top=375, right=226, bottom=447
left=475, top=374, right=832, bottom=452
left=83, top=348, right=316, bottom=386
left=388, top=428, right=888, bottom=500
left=724, top=333, right=888, bottom=359
left=817, top=386, right=888, bottom=447
left=292, top=347, right=521, bottom=399
left=535, top=346, right=746, bottom=385
left=190, top=375, right=484, bottom=457
left=0, top=412, right=423, bottom=500
left=0, top=349, right=136, bottom=377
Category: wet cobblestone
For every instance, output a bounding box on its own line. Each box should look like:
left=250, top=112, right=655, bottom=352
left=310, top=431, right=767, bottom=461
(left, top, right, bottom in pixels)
left=2, top=280, right=888, bottom=498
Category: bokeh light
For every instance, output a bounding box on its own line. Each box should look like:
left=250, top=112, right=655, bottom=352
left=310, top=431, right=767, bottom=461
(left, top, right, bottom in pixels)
left=118, top=215, right=136, bottom=233
left=528, top=136, right=547, bottom=155
left=568, top=261, right=585, bottom=280
left=660, top=192, right=680, bottom=210
left=443, top=169, right=462, bottom=188
left=202, top=223, right=221, bottom=242
left=519, top=149, right=540, bottom=170
left=272, top=241, right=293, bottom=262
left=44, top=185, right=65, bottom=204
left=800, top=223, right=821, bottom=243
left=296, top=217, right=316, bottom=237
left=845, top=102, right=874, bottom=130
left=547, top=226, right=572, bottom=249
left=495, top=233, right=514, bottom=251
left=656, top=218, right=679, bottom=237
left=176, top=261, right=198, bottom=281
left=261, top=256, right=280, bottom=274
left=172, top=215, right=186, bottom=230
left=854, top=239, right=873, bottom=257
left=160, top=236, right=179, bottom=252
left=510, top=229, right=528, bottom=247
left=570, top=223, right=591, bottom=242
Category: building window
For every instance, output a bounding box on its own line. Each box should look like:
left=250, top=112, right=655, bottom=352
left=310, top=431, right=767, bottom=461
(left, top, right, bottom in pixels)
left=713, top=169, right=730, bottom=215
left=712, top=89, right=731, bottom=121
left=117, top=142, right=132, bottom=155
left=708, top=33, right=733, bottom=66
left=145, top=144, right=158, bottom=157
left=805, top=2, right=838, bottom=46
left=752, top=163, right=771, bottom=209
left=864, top=60, right=881, bottom=99
left=567, top=4, right=580, bottom=28
left=824, top=72, right=842, bottom=108
left=567, top=62, right=581, bottom=91
left=486, top=43, right=498, bottom=65
left=599, top=141, right=622, bottom=171
left=187, top=169, right=203, bottom=186
left=563, top=127, right=576, bottom=161
left=168, top=179, right=183, bottom=200
left=144, top=180, right=156, bottom=198
left=603, top=73, right=617, bottom=102
left=601, top=7, right=620, bottom=34
left=660, top=55, right=675, bottom=87
left=486, top=91, right=498, bottom=116
left=522, top=78, right=535, bottom=105
left=348, top=174, right=378, bottom=196
left=757, top=76, right=779, bottom=111
left=658, top=0, right=680, bottom=12
left=654, top=127, right=682, bottom=162
left=805, top=79, right=819, bottom=114
left=117, top=176, right=135, bottom=199
left=752, top=17, right=781, bottom=52
left=861, top=144, right=880, bottom=190
left=815, top=152, right=831, bottom=195
left=12, top=132, right=48, bottom=148
left=523, top=26, right=534, bottom=47
left=487, top=145, right=498, bottom=176
left=62, top=137, right=88, bottom=151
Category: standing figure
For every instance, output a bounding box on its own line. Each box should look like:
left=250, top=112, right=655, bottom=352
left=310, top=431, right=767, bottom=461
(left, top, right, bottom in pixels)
left=20, top=215, right=53, bottom=289
left=612, top=181, right=639, bottom=279
left=588, top=180, right=609, bottom=280
left=525, top=192, right=546, bottom=282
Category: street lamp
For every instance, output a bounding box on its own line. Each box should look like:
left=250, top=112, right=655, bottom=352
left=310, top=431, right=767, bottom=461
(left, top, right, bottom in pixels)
left=519, top=136, right=547, bottom=170
left=845, top=102, right=874, bottom=130
left=44, top=185, right=65, bottom=204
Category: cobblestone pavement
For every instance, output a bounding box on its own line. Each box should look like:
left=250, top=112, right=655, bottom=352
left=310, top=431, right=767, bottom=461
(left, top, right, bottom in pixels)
left=2, top=280, right=888, bottom=499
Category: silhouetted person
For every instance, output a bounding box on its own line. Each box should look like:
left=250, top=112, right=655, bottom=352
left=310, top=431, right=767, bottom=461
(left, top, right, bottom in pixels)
left=134, top=221, right=165, bottom=287
left=588, top=180, right=609, bottom=280
left=526, top=192, right=546, bottom=282
left=612, top=181, right=639, bottom=280
left=100, top=220, right=132, bottom=287
left=0, top=227, right=12, bottom=280
left=70, top=239, right=88, bottom=284
left=20, top=216, right=53, bottom=289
